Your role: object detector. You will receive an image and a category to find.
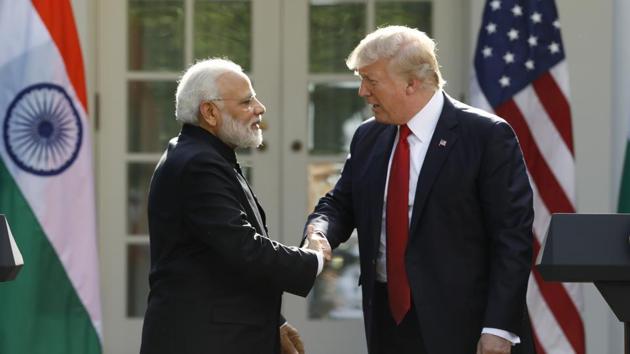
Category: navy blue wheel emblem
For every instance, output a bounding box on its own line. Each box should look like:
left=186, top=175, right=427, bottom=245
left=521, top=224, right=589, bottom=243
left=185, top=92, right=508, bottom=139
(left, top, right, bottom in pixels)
left=3, top=83, right=83, bottom=176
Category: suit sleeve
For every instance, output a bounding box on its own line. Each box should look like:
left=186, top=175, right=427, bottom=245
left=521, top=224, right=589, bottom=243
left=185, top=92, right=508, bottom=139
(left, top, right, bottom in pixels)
left=478, top=121, right=534, bottom=334
left=183, top=154, right=318, bottom=297
left=305, top=127, right=360, bottom=248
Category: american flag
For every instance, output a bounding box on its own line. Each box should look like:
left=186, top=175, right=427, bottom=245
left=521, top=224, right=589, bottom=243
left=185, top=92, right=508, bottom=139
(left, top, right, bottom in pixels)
left=470, top=1, right=585, bottom=353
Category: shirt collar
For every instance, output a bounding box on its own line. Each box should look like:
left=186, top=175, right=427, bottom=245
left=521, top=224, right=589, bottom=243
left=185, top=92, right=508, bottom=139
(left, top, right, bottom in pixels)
left=406, top=89, right=444, bottom=143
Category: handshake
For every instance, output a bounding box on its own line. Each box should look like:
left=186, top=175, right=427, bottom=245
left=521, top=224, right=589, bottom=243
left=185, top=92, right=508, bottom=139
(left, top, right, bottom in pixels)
left=301, top=225, right=332, bottom=262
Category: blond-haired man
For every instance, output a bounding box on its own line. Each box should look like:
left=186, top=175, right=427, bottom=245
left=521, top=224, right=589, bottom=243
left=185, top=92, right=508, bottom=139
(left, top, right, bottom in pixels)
left=307, top=26, right=535, bottom=354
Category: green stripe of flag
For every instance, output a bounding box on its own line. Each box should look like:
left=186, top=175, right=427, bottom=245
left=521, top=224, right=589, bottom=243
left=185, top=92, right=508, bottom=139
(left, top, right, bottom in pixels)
left=619, top=141, right=630, bottom=212
left=0, top=159, right=100, bottom=354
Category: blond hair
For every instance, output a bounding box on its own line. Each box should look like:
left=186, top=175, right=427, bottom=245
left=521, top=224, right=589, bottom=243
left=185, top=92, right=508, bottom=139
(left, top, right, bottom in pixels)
left=346, top=25, right=445, bottom=90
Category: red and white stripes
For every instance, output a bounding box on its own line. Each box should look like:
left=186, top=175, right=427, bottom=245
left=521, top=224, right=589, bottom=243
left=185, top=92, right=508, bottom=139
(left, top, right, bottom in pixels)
left=472, top=61, right=586, bottom=354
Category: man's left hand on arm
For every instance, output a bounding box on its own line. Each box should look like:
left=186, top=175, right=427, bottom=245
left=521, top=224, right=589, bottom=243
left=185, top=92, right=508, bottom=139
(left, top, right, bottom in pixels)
left=476, top=333, right=511, bottom=354
left=280, top=322, right=305, bottom=354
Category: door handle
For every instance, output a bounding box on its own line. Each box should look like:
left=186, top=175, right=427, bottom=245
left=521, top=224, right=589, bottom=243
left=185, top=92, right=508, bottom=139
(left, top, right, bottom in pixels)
left=290, top=140, right=303, bottom=152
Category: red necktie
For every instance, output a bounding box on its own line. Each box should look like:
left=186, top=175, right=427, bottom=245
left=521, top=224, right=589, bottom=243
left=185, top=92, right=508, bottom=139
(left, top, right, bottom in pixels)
left=386, top=124, right=411, bottom=324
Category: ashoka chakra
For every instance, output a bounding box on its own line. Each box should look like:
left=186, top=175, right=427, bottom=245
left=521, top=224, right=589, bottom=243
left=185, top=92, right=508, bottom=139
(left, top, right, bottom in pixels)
left=3, top=83, right=83, bottom=176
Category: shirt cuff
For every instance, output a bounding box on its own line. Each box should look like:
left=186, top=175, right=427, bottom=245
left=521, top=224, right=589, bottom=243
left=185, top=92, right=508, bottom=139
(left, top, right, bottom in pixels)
left=314, top=250, right=324, bottom=275
left=302, top=248, right=324, bottom=276
left=481, top=328, right=521, bottom=345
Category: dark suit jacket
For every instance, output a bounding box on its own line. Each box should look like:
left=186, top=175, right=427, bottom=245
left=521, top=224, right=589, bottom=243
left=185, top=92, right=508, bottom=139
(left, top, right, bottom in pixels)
left=140, top=124, right=319, bottom=354
left=307, top=93, right=535, bottom=354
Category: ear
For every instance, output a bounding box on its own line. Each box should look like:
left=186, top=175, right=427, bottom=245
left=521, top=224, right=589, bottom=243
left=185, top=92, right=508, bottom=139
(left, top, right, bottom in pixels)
left=405, top=78, right=422, bottom=95
left=199, top=101, right=219, bottom=127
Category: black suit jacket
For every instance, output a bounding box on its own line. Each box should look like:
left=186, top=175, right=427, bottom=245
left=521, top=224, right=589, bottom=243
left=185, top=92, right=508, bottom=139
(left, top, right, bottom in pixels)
left=308, top=93, right=535, bottom=354
left=140, top=124, right=319, bottom=354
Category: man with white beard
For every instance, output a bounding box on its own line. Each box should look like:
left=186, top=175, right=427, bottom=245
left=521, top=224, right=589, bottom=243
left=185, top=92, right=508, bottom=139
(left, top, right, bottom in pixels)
left=140, top=58, right=331, bottom=354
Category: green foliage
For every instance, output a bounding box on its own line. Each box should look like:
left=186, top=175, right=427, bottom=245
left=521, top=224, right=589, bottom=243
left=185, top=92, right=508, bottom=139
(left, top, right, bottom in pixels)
left=310, top=4, right=366, bottom=73
left=376, top=2, right=432, bottom=35
left=194, top=1, right=252, bottom=71
left=127, top=81, right=180, bottom=152
left=128, top=0, right=185, bottom=71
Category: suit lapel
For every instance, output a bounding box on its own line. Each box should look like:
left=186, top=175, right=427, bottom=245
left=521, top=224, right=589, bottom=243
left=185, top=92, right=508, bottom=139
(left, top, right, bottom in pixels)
left=234, top=171, right=269, bottom=238
left=368, top=125, right=397, bottom=256
left=254, top=197, right=268, bottom=235
left=409, top=94, right=460, bottom=236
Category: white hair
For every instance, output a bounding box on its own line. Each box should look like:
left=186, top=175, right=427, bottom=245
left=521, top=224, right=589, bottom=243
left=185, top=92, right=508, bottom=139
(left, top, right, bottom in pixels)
left=175, top=58, right=244, bottom=125
left=346, top=25, right=445, bottom=90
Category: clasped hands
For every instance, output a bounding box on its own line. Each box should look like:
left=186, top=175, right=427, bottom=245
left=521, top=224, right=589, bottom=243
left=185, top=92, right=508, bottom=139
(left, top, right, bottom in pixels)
left=302, top=225, right=332, bottom=262
left=280, top=226, right=331, bottom=354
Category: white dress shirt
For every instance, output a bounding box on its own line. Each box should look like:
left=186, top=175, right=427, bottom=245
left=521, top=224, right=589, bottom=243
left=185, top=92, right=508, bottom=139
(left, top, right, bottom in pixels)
left=374, top=90, right=519, bottom=345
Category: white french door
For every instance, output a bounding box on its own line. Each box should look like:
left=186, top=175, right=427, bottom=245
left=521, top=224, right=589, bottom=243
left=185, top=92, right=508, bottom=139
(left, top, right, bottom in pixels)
left=279, top=1, right=468, bottom=353
left=96, top=1, right=466, bottom=353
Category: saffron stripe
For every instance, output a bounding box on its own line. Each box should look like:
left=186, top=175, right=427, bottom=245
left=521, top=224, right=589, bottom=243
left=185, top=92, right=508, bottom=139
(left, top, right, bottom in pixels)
left=30, top=0, right=88, bottom=111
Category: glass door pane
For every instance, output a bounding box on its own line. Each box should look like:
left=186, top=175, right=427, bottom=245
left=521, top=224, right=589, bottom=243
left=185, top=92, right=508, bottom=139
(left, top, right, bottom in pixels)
left=194, top=0, right=252, bottom=70
left=127, top=81, right=179, bottom=153
left=280, top=1, right=468, bottom=353
left=309, top=0, right=366, bottom=73
left=128, top=0, right=185, bottom=71
left=308, top=81, right=370, bottom=154
left=376, top=0, right=432, bottom=31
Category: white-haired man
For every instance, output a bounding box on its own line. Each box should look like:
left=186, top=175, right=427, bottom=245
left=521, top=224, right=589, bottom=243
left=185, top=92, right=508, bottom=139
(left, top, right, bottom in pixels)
left=306, top=26, right=536, bottom=354
left=140, top=58, right=330, bottom=354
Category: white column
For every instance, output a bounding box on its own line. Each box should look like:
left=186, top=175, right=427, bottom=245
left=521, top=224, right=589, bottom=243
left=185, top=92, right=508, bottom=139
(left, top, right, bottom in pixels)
left=608, top=1, right=630, bottom=352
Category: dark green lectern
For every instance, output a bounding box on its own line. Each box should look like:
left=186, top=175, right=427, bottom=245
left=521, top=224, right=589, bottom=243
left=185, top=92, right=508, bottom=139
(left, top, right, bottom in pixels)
left=536, top=213, right=630, bottom=354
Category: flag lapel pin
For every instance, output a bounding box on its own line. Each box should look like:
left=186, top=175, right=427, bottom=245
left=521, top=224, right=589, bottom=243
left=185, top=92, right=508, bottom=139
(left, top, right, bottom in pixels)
left=439, top=139, right=447, bottom=147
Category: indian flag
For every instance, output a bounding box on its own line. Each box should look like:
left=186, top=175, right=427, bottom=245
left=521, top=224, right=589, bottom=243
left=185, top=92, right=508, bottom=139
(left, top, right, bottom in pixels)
left=0, top=1, right=102, bottom=353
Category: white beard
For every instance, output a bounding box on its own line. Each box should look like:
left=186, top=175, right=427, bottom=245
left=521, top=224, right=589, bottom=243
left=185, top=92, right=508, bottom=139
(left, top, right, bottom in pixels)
left=216, top=111, right=263, bottom=148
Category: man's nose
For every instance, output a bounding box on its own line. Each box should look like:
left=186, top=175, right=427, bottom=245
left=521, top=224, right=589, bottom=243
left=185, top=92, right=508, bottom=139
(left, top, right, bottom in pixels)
left=253, top=97, right=266, bottom=115
left=358, top=81, right=370, bottom=97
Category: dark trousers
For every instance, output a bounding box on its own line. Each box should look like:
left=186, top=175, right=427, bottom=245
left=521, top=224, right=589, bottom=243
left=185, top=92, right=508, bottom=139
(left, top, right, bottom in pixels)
left=371, top=282, right=427, bottom=354
left=370, top=283, right=537, bottom=354
left=512, top=309, right=537, bottom=354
